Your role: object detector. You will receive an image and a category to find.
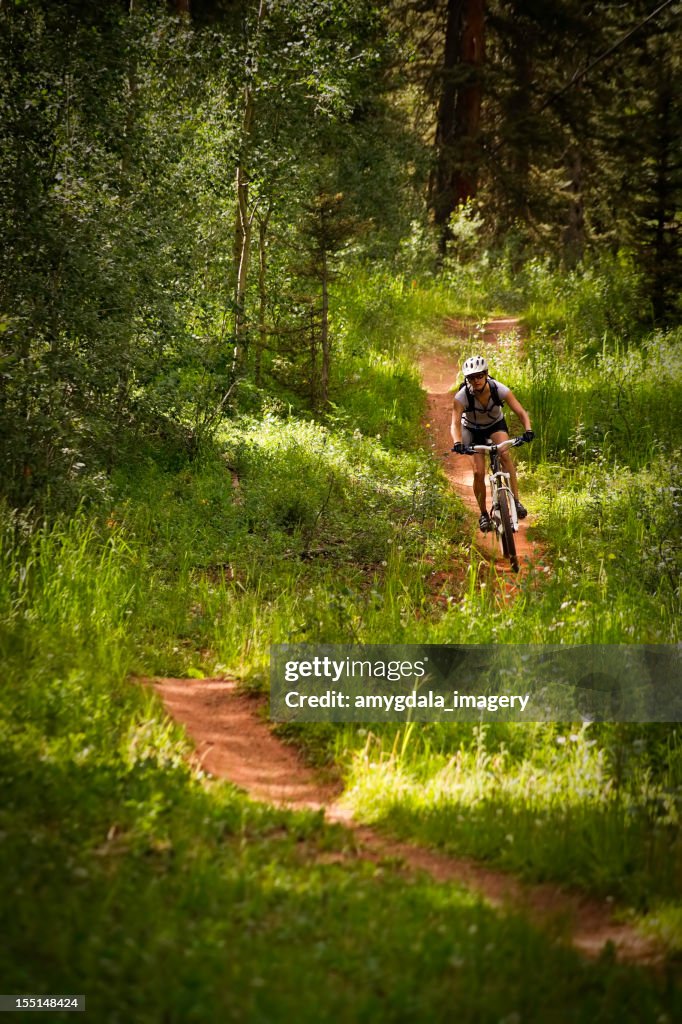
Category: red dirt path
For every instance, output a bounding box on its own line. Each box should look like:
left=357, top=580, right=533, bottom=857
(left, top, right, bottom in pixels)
left=145, top=317, right=662, bottom=967
left=149, top=677, right=661, bottom=966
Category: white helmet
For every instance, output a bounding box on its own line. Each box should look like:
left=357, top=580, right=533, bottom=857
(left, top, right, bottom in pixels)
left=462, top=355, right=488, bottom=378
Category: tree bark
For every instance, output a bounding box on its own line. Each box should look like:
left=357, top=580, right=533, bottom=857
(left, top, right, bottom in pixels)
left=650, top=67, right=674, bottom=321
left=233, top=105, right=252, bottom=343
left=320, top=248, right=330, bottom=407
left=309, top=305, right=318, bottom=408
left=430, top=0, right=485, bottom=257
left=508, top=20, right=531, bottom=222
left=255, top=208, right=271, bottom=386
left=231, top=0, right=265, bottom=381
left=562, top=144, right=584, bottom=268
left=452, top=0, right=484, bottom=203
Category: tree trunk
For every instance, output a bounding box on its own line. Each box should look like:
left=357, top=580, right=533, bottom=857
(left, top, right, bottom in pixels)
left=562, top=144, right=584, bottom=268
left=255, top=208, right=270, bottom=386
left=650, top=67, right=674, bottom=321
left=231, top=0, right=265, bottom=381
left=121, top=4, right=139, bottom=186
left=453, top=0, right=484, bottom=203
left=234, top=135, right=252, bottom=325
left=320, top=249, right=330, bottom=407
left=430, top=0, right=485, bottom=257
left=430, top=0, right=460, bottom=234
left=309, top=305, right=318, bottom=408
left=508, top=21, right=532, bottom=223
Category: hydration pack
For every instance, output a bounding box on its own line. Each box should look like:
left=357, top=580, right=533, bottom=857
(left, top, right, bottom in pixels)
left=459, top=378, right=504, bottom=415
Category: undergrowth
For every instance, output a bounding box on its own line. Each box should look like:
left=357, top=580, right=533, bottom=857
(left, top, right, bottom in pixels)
left=2, top=256, right=682, bottom=1013
left=0, top=503, right=680, bottom=1018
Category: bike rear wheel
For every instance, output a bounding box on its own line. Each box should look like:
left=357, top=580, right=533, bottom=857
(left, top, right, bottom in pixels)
left=498, top=490, right=519, bottom=572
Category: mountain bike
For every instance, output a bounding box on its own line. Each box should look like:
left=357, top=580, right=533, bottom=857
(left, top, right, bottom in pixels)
left=454, top=436, right=530, bottom=573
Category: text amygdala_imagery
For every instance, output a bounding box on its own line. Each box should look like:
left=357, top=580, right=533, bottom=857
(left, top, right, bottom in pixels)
left=283, top=689, right=530, bottom=713
left=270, top=643, right=682, bottom=723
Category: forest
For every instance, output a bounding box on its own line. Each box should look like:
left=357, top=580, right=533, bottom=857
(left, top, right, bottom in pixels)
left=1, top=0, right=681, bottom=1020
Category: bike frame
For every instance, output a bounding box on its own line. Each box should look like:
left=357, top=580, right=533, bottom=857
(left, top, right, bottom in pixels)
left=450, top=434, right=528, bottom=572
left=467, top=437, right=521, bottom=536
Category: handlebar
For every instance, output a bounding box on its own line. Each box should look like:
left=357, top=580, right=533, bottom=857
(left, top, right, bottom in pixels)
left=452, top=436, right=530, bottom=456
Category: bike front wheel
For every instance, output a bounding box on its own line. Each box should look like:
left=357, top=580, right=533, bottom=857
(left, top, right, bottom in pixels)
left=498, top=490, right=519, bottom=572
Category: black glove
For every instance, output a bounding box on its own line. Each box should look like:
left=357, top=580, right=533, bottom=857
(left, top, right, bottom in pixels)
left=452, top=441, right=466, bottom=454
left=522, top=430, right=535, bottom=443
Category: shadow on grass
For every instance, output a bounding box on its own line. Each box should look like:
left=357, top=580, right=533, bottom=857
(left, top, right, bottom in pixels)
left=0, top=756, right=680, bottom=1023
left=360, top=796, right=682, bottom=910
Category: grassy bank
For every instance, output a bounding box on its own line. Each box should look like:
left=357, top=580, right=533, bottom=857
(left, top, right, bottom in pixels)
left=0, top=503, right=679, bottom=1019
left=1, top=259, right=681, bottom=1013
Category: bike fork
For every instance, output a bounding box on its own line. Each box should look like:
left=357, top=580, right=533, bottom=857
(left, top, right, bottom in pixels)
left=489, top=473, right=517, bottom=532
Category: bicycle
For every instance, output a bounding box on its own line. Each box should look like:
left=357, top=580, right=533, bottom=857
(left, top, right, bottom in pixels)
left=453, top=435, right=531, bottom=573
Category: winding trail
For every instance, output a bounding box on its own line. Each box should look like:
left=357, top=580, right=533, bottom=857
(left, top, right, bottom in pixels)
left=149, top=676, right=661, bottom=966
left=143, top=316, right=662, bottom=968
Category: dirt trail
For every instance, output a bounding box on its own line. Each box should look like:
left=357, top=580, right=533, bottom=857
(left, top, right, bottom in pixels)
left=145, top=315, right=661, bottom=967
left=149, top=677, right=661, bottom=966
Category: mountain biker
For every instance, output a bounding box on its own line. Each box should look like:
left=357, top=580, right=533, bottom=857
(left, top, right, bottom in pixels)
left=450, top=355, right=534, bottom=533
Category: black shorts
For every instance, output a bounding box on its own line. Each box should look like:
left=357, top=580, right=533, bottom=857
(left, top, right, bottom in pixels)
left=461, top=416, right=509, bottom=447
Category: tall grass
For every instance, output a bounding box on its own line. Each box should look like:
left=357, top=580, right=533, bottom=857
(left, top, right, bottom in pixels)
left=521, top=252, right=649, bottom=349
left=334, top=269, right=464, bottom=357
left=5, top=493, right=677, bottom=1021
left=2, top=252, right=682, bottom=1008
left=309, top=259, right=682, bottom=933
left=489, top=326, right=682, bottom=463
left=339, top=720, right=682, bottom=910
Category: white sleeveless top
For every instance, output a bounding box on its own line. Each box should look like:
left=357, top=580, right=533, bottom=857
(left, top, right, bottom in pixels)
left=454, top=378, right=509, bottom=427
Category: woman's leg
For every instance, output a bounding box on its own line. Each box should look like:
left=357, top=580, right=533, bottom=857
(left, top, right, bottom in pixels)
left=490, top=429, right=520, bottom=501
left=472, top=452, right=487, bottom=513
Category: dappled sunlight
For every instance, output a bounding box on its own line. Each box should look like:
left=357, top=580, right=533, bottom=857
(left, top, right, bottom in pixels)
left=344, top=725, right=681, bottom=908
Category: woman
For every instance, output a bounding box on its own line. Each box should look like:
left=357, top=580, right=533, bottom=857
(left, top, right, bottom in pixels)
left=450, top=355, right=534, bottom=532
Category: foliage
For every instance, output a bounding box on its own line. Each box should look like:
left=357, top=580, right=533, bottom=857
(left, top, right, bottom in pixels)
left=0, top=499, right=680, bottom=1020
left=0, top=2, right=203, bottom=506
left=2, top=0, right=682, bottom=1008
left=339, top=720, right=682, bottom=909
left=0, top=0, right=417, bottom=507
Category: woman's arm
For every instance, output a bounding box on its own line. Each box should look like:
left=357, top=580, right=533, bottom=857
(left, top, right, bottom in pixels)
left=451, top=398, right=465, bottom=445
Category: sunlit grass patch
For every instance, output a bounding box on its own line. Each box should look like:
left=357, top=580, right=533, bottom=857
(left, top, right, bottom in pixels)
left=3, top=511, right=676, bottom=1016
left=529, top=454, right=681, bottom=642
left=340, top=724, right=682, bottom=910
left=638, top=904, right=682, bottom=954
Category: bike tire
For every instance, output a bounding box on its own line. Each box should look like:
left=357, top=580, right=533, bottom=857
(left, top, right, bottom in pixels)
left=498, top=490, right=519, bottom=572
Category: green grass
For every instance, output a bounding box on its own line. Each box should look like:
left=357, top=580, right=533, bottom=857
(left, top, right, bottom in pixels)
left=4, top=760, right=679, bottom=1021
left=2, top=258, right=682, bottom=1016
left=3, top=511, right=680, bottom=1020
left=0, top=527, right=678, bottom=1021
left=102, top=406, right=465, bottom=680
left=336, top=722, right=682, bottom=910
left=308, top=265, right=681, bottom=930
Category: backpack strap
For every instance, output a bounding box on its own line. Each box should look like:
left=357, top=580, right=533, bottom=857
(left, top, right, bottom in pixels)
left=461, top=378, right=504, bottom=414
left=460, top=380, right=475, bottom=414
left=489, top=379, right=503, bottom=407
